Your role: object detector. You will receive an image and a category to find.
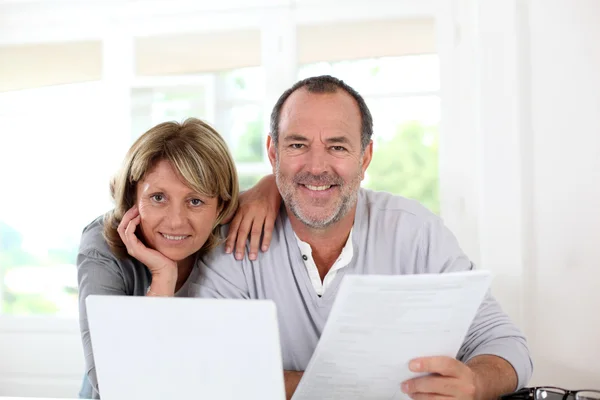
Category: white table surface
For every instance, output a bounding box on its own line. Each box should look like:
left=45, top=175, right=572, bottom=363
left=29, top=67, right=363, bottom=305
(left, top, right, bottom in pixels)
left=0, top=398, right=79, bottom=400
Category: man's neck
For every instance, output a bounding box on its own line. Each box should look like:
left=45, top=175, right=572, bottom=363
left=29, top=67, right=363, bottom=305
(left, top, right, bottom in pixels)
left=288, top=205, right=356, bottom=280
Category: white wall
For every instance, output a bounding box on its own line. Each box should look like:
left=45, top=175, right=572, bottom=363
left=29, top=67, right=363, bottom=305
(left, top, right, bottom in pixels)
left=528, top=0, right=600, bottom=386
left=452, top=0, right=600, bottom=387
left=0, top=318, right=84, bottom=397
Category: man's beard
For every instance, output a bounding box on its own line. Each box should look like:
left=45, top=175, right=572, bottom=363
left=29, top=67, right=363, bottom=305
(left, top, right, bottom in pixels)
left=275, top=158, right=362, bottom=229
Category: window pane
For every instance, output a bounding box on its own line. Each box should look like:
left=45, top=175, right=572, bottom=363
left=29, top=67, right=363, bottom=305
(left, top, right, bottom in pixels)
left=365, top=121, right=439, bottom=214
left=218, top=67, right=265, bottom=101
left=0, top=82, right=117, bottom=316
left=237, top=173, right=264, bottom=191
left=298, top=54, right=439, bottom=94
left=130, top=67, right=266, bottom=164
left=213, top=68, right=266, bottom=163
left=369, top=95, right=440, bottom=139
left=131, top=84, right=212, bottom=142
left=221, top=105, right=265, bottom=163
left=365, top=96, right=440, bottom=213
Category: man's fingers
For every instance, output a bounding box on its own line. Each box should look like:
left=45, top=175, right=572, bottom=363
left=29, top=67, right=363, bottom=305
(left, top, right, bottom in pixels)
left=408, top=393, right=453, bottom=400
left=410, top=357, right=467, bottom=379
left=402, top=376, right=468, bottom=398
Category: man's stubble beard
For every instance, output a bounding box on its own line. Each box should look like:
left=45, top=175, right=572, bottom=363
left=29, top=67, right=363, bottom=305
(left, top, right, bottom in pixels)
left=274, top=156, right=362, bottom=230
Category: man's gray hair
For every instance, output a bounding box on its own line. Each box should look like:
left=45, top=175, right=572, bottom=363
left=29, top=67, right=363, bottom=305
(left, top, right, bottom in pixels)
left=269, top=75, right=373, bottom=151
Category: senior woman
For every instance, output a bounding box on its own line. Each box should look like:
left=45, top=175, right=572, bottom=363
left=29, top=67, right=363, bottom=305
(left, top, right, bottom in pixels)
left=77, top=118, right=280, bottom=399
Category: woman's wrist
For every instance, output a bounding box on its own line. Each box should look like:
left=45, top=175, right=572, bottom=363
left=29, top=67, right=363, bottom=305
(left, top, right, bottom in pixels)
left=147, top=271, right=177, bottom=296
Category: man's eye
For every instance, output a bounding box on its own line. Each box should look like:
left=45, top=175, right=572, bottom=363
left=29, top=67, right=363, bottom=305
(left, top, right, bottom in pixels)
left=290, top=143, right=304, bottom=149
left=331, top=146, right=346, bottom=151
left=190, top=198, right=203, bottom=206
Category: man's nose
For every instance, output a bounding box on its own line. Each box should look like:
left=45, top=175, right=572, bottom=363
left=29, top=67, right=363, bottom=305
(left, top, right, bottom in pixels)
left=306, top=147, right=328, bottom=176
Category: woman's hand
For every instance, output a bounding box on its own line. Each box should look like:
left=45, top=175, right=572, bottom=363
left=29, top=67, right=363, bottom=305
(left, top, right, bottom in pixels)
left=224, top=174, right=281, bottom=261
left=117, top=206, right=178, bottom=294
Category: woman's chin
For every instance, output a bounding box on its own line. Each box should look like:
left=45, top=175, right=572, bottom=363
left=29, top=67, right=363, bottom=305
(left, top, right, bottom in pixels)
left=155, top=246, right=196, bottom=264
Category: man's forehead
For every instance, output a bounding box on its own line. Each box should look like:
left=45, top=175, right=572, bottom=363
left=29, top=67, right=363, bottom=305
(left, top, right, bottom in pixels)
left=282, top=87, right=356, bottom=110
left=279, top=88, right=362, bottom=130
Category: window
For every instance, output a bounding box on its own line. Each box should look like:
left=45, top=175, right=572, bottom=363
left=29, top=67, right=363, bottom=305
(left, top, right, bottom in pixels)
left=131, top=67, right=270, bottom=190
left=0, top=20, right=439, bottom=316
left=0, top=82, right=116, bottom=316
left=298, top=54, right=440, bottom=214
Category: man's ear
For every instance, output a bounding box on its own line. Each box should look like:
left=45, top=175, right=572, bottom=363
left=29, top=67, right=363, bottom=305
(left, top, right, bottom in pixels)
left=267, top=135, right=277, bottom=172
left=360, top=140, right=374, bottom=180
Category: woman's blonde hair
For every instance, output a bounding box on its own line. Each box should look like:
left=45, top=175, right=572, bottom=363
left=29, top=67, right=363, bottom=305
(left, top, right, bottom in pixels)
left=103, top=117, right=239, bottom=259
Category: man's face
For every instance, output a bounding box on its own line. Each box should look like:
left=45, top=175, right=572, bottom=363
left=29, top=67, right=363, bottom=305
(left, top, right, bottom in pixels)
left=268, top=88, right=372, bottom=229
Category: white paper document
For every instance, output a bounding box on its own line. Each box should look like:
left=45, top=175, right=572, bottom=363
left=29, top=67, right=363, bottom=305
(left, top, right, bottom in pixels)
left=292, top=270, right=492, bottom=400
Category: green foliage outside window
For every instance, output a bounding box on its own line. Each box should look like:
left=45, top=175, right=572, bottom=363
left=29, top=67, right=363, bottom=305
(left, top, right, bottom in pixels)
left=365, top=121, right=439, bottom=214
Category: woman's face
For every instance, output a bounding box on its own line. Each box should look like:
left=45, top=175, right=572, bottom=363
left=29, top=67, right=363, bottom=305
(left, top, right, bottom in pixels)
left=135, top=159, right=220, bottom=263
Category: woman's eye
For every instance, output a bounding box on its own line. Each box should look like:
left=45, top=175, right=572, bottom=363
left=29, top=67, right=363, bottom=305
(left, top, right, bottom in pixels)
left=190, top=198, right=203, bottom=206
left=151, top=194, right=164, bottom=202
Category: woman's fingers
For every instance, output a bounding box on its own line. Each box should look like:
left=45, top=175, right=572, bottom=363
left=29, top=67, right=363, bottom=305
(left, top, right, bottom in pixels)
left=224, top=212, right=243, bottom=254
left=123, top=215, right=142, bottom=257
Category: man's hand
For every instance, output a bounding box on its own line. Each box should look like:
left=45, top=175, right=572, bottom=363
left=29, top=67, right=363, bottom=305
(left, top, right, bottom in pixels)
left=401, top=355, right=518, bottom=400
left=401, top=356, right=478, bottom=400
left=283, top=370, right=303, bottom=400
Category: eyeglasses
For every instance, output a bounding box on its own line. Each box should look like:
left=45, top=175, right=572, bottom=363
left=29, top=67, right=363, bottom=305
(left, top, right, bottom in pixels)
left=501, top=387, right=600, bottom=400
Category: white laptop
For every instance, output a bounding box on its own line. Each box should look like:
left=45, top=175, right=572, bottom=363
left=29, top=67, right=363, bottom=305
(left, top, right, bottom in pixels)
left=86, top=295, right=286, bottom=400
